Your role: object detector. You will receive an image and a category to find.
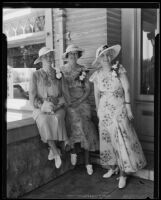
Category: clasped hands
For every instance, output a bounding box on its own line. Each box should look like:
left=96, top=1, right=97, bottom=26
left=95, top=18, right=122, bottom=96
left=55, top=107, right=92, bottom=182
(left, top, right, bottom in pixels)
left=68, top=99, right=82, bottom=108
left=41, top=97, right=63, bottom=114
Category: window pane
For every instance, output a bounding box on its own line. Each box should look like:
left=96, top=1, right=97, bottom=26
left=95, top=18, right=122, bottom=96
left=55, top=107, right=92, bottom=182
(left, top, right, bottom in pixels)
left=141, top=9, right=157, bottom=95
left=7, top=43, right=45, bottom=99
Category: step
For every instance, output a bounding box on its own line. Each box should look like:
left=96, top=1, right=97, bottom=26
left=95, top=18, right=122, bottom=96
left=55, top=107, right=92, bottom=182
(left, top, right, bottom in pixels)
left=90, top=152, right=154, bottom=181
left=132, top=151, right=154, bottom=181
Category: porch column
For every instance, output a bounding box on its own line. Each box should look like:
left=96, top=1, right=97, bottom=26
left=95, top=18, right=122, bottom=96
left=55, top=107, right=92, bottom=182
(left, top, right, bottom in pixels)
left=55, top=8, right=66, bottom=68
left=121, top=8, right=136, bottom=110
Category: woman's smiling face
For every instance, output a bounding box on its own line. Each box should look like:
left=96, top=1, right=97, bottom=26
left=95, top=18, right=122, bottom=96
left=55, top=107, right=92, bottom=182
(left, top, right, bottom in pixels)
left=67, top=51, right=79, bottom=64
left=99, top=52, right=112, bottom=66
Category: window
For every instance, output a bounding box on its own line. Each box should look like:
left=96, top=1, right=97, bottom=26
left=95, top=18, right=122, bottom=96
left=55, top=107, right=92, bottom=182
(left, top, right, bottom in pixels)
left=8, top=44, right=45, bottom=100
left=3, top=8, right=47, bottom=100
left=140, top=9, right=157, bottom=95
left=3, top=8, right=53, bottom=123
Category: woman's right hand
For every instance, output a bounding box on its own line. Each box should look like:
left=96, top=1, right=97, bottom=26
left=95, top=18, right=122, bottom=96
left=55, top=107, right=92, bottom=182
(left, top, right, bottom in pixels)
left=41, top=100, right=54, bottom=113
left=70, top=100, right=81, bottom=108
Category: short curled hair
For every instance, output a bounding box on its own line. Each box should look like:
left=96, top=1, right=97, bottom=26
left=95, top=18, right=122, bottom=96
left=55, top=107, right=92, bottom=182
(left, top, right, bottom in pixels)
left=66, top=51, right=82, bottom=59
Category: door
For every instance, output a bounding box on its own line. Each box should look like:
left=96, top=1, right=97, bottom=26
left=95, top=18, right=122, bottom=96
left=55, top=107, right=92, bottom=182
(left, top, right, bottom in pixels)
left=134, top=8, right=158, bottom=155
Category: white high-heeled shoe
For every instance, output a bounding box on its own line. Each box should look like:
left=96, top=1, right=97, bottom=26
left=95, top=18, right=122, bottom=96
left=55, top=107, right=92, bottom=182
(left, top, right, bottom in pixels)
left=86, top=164, right=93, bottom=175
left=103, top=167, right=119, bottom=178
left=117, top=176, right=127, bottom=189
left=71, top=153, right=77, bottom=165
left=48, top=149, right=55, bottom=160
left=48, top=148, right=61, bottom=160
left=55, top=155, right=62, bottom=168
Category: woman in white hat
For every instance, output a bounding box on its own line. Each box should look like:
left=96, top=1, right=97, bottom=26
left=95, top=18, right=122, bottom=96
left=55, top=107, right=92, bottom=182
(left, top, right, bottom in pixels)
left=29, top=46, right=70, bottom=169
left=61, top=44, right=99, bottom=175
left=89, top=44, right=147, bottom=188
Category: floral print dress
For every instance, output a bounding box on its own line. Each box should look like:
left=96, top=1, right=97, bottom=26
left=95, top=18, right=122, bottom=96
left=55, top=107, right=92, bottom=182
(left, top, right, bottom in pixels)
left=61, top=64, right=99, bottom=152
left=89, top=65, right=147, bottom=173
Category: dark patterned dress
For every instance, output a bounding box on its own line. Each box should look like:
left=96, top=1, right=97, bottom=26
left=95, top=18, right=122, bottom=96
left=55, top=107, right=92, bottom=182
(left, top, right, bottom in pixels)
left=89, top=65, right=147, bottom=173
left=61, top=64, right=99, bottom=151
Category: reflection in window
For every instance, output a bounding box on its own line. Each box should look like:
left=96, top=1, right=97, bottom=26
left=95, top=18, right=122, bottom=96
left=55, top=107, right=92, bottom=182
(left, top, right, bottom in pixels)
left=7, top=43, right=45, bottom=100
left=141, top=9, right=157, bottom=95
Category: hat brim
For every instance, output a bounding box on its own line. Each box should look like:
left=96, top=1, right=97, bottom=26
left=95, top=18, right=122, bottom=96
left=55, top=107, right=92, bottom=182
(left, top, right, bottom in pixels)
left=92, top=45, right=121, bottom=66
left=34, top=49, right=55, bottom=64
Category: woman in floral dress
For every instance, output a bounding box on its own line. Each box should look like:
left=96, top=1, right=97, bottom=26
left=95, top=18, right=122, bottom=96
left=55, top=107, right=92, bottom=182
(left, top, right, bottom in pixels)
left=61, top=44, right=99, bottom=175
left=29, top=47, right=70, bottom=169
left=89, top=44, right=147, bottom=188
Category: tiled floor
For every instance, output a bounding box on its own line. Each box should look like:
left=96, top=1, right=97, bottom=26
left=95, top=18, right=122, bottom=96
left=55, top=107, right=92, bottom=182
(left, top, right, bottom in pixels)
left=21, top=165, right=154, bottom=199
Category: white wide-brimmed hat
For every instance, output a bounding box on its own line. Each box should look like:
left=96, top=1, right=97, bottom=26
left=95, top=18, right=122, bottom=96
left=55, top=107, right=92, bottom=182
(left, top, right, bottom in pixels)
left=92, top=44, right=121, bottom=66
left=34, top=47, right=55, bottom=64
left=62, top=44, right=84, bottom=60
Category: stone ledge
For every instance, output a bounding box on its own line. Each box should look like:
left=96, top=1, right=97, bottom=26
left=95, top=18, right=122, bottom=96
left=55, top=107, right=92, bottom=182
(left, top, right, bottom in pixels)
left=7, top=119, right=38, bottom=144
left=132, top=169, right=154, bottom=181
left=7, top=117, right=34, bottom=131
left=7, top=124, right=74, bottom=198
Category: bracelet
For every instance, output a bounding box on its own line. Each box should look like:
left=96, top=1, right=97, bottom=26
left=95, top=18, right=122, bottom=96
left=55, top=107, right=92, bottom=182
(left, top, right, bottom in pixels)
left=125, top=102, right=131, bottom=104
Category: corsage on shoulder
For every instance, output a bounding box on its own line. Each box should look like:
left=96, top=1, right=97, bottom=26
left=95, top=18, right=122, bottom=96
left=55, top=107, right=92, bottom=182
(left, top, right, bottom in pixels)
left=55, top=67, right=63, bottom=79
left=111, top=61, right=120, bottom=78
left=75, top=68, right=89, bottom=83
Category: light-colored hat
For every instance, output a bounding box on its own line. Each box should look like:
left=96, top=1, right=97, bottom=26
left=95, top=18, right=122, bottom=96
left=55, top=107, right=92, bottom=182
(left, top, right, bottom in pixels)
left=92, top=44, right=121, bottom=66
left=62, top=44, right=84, bottom=60
left=34, top=47, right=55, bottom=64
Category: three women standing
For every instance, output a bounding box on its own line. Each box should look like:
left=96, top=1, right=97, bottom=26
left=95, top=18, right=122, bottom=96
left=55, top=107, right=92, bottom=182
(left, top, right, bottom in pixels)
left=90, top=44, right=147, bottom=188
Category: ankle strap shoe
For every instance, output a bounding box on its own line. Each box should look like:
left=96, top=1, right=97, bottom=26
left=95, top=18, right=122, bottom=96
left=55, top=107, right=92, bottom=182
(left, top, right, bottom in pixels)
left=103, top=167, right=119, bottom=178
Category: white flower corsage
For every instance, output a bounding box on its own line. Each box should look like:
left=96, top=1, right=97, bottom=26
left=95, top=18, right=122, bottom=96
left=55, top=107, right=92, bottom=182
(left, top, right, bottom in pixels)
left=55, top=68, right=62, bottom=79
left=75, top=69, right=89, bottom=83
left=79, top=71, right=86, bottom=81
left=111, top=61, right=120, bottom=78
left=111, top=70, right=118, bottom=77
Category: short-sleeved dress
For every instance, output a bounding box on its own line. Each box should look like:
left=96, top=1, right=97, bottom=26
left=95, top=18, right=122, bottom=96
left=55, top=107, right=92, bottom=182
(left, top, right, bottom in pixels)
left=29, top=68, right=69, bottom=143
left=61, top=64, right=99, bottom=151
left=89, top=65, right=147, bottom=173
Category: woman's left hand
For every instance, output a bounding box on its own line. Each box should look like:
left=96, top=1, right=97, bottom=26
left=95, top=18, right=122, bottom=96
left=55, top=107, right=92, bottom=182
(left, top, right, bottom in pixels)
left=126, top=106, right=134, bottom=121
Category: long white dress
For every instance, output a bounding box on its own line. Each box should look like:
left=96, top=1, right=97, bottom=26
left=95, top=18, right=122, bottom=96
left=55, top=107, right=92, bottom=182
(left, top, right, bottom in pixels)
left=89, top=65, right=147, bottom=173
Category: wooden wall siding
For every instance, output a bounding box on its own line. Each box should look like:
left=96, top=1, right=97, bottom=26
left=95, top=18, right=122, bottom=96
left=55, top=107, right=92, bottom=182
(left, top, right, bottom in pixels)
left=107, top=8, right=122, bottom=62
left=65, top=8, right=108, bottom=68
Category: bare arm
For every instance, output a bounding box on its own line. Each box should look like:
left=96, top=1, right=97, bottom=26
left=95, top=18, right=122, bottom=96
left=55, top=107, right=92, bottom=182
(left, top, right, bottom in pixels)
left=93, top=81, right=100, bottom=112
left=119, top=72, right=134, bottom=120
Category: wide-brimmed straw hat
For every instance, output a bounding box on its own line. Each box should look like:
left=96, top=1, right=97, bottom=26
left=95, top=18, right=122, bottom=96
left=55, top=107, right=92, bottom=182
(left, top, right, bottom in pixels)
left=62, top=44, right=84, bottom=60
left=34, top=47, right=55, bottom=64
left=92, top=44, right=121, bottom=66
